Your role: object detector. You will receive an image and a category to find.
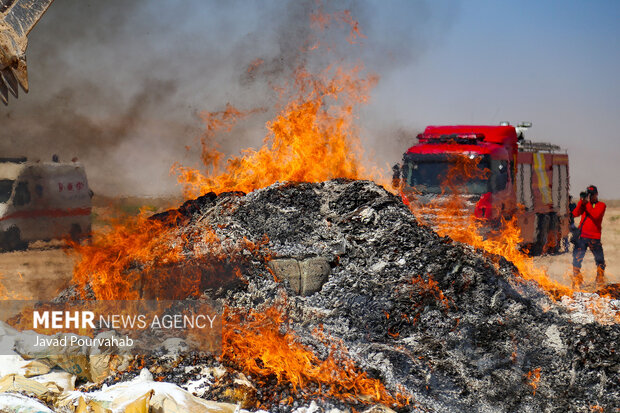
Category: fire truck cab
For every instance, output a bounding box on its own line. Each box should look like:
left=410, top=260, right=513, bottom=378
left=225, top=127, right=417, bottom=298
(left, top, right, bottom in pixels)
left=0, top=157, right=92, bottom=251
left=395, top=124, right=570, bottom=255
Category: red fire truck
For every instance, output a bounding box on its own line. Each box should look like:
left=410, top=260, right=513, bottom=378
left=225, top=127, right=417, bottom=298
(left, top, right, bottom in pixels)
left=393, top=123, right=570, bottom=255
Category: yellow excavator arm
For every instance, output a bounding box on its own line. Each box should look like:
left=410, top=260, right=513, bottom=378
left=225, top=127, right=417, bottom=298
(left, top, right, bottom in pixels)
left=0, top=0, right=53, bottom=105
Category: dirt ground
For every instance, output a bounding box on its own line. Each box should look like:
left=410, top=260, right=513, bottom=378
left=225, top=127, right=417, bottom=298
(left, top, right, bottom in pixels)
left=534, top=205, right=620, bottom=289
left=0, top=204, right=618, bottom=301
left=0, top=241, right=75, bottom=301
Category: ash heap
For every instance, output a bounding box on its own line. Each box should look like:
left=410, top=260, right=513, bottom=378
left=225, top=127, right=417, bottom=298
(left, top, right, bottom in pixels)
left=130, top=179, right=617, bottom=412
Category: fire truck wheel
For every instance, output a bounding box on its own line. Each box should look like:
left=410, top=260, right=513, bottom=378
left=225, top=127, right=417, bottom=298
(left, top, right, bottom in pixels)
left=2, top=227, right=28, bottom=252
left=530, top=214, right=550, bottom=256
left=545, top=214, right=561, bottom=254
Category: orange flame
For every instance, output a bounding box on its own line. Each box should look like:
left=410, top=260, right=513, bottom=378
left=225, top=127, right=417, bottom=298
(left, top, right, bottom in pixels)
left=69, top=209, right=263, bottom=301
left=0, top=273, right=8, bottom=300
left=410, top=274, right=451, bottom=310
left=223, top=306, right=408, bottom=407
left=71, top=212, right=189, bottom=300
left=0, top=272, right=27, bottom=300
left=526, top=367, right=541, bottom=395
left=172, top=4, right=383, bottom=198
left=405, top=155, right=573, bottom=300
left=247, top=58, right=264, bottom=75
left=173, top=65, right=380, bottom=198
left=310, top=7, right=366, bottom=44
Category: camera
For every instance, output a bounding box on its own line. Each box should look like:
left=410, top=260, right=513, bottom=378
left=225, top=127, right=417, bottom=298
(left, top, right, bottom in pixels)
left=580, top=186, right=598, bottom=200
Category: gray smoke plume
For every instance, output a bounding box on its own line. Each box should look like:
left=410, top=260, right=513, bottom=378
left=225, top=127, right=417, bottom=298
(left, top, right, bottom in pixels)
left=0, top=0, right=457, bottom=197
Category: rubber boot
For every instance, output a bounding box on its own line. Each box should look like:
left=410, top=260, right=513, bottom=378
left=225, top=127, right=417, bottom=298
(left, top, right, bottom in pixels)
left=572, top=266, right=583, bottom=290
left=595, top=266, right=606, bottom=289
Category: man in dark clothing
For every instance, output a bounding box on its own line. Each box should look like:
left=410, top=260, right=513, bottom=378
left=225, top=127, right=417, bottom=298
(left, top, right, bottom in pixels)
left=572, top=185, right=606, bottom=289
left=568, top=196, right=577, bottom=228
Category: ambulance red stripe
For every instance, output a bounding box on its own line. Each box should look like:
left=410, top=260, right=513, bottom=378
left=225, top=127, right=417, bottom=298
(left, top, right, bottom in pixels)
left=0, top=207, right=91, bottom=222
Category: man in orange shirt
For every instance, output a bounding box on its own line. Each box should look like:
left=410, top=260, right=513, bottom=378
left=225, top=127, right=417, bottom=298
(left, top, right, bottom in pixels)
left=572, top=185, right=606, bottom=289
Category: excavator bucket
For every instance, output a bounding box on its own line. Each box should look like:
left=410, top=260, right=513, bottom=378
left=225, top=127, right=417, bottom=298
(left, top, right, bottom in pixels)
left=0, top=0, right=53, bottom=105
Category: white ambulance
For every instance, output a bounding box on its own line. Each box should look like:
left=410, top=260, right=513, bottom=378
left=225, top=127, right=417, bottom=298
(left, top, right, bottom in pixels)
left=0, top=157, right=92, bottom=251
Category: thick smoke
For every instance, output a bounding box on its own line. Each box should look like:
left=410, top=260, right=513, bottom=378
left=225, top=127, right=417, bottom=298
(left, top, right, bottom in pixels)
left=0, top=0, right=456, bottom=197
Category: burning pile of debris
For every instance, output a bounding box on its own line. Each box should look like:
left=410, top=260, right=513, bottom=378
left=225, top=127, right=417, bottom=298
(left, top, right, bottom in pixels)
left=86, top=178, right=615, bottom=412
left=2, top=179, right=620, bottom=412
left=5, top=3, right=617, bottom=411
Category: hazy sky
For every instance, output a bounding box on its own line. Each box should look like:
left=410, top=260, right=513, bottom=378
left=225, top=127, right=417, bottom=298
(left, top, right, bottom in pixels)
left=2, top=0, right=619, bottom=198
left=364, top=0, right=620, bottom=198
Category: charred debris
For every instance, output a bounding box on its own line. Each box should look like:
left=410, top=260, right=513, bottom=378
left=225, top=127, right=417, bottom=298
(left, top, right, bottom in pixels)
left=79, top=180, right=619, bottom=411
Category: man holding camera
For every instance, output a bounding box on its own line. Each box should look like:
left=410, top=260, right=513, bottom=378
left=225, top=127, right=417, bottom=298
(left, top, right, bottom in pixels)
left=571, top=185, right=606, bottom=289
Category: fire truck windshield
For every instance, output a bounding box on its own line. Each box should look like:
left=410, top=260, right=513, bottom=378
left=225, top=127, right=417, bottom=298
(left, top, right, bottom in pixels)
left=0, top=180, right=14, bottom=203
left=403, top=158, right=490, bottom=195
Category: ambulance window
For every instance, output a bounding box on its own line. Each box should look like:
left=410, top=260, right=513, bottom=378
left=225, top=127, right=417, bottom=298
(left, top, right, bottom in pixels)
left=14, top=182, right=31, bottom=206
left=0, top=180, right=13, bottom=203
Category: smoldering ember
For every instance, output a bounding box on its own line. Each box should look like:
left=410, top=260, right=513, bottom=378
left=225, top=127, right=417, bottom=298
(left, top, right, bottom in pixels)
left=40, top=179, right=617, bottom=412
